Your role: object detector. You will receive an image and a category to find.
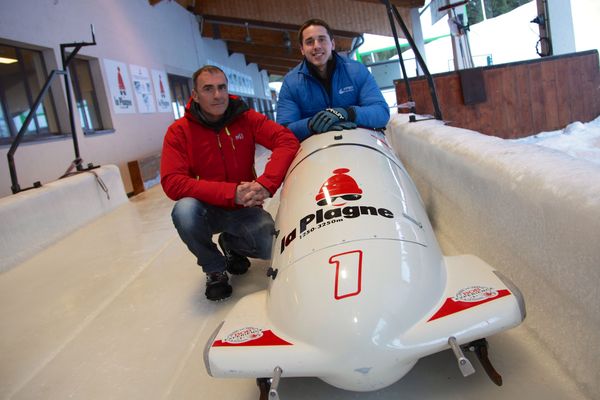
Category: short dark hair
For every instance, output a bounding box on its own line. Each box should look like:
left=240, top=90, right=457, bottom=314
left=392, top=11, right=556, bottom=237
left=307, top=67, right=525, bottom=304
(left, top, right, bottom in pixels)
left=192, top=65, right=227, bottom=88
left=298, top=19, right=334, bottom=45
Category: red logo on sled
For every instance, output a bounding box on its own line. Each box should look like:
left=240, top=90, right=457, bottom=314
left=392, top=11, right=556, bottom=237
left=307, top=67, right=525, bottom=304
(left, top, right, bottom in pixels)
left=212, top=328, right=292, bottom=347
left=428, top=287, right=511, bottom=322
left=315, top=168, right=363, bottom=206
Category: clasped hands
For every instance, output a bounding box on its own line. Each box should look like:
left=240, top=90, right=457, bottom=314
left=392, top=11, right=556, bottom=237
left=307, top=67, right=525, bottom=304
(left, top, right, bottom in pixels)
left=235, top=181, right=270, bottom=207
left=308, top=107, right=357, bottom=134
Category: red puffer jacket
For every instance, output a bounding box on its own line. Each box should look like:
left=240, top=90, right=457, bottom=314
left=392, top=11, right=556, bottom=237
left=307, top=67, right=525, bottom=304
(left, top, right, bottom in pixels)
left=161, top=96, right=299, bottom=208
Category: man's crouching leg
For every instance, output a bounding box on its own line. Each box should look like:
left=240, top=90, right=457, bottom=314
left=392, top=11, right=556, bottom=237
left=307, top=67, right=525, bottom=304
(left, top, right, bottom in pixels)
left=171, top=198, right=232, bottom=301
left=220, top=207, right=275, bottom=265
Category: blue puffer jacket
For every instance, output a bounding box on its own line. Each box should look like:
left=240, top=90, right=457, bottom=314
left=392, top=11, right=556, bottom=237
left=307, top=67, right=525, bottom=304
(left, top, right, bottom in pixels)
left=276, top=52, right=390, bottom=141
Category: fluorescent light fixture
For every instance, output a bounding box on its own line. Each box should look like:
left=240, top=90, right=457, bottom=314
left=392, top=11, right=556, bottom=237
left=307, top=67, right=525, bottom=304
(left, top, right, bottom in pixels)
left=0, top=57, right=18, bottom=64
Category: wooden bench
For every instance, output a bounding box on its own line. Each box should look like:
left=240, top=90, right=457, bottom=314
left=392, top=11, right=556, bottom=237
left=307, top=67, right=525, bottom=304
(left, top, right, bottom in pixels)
left=128, top=153, right=161, bottom=196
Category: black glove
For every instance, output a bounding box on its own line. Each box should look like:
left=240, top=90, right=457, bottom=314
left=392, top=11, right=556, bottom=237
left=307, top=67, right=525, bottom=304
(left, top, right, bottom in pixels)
left=308, top=107, right=349, bottom=133
left=330, top=121, right=358, bottom=131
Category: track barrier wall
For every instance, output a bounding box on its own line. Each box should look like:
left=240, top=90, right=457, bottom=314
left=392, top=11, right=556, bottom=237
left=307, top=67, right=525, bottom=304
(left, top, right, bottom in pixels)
left=388, top=114, right=600, bottom=399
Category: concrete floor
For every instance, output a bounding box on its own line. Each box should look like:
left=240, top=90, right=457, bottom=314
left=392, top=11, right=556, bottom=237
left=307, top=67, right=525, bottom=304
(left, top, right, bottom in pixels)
left=0, top=186, right=591, bottom=400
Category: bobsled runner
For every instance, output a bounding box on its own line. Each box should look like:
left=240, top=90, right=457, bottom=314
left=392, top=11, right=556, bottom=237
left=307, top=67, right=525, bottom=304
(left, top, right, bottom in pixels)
left=203, top=128, right=525, bottom=399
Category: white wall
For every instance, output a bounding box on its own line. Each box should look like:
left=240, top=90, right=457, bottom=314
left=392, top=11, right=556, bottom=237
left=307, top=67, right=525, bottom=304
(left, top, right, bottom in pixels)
left=0, top=0, right=271, bottom=198
left=571, top=0, right=600, bottom=54
left=548, top=0, right=576, bottom=54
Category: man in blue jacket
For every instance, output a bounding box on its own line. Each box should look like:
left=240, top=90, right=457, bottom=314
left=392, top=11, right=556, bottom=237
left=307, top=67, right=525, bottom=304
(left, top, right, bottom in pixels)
left=276, top=19, right=390, bottom=141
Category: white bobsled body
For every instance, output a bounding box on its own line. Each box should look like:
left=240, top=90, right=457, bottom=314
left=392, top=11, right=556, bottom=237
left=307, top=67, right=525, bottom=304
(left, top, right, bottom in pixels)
left=204, top=128, right=525, bottom=392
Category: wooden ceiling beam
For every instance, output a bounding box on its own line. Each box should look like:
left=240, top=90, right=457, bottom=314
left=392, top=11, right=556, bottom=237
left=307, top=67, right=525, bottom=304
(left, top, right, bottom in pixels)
left=150, top=0, right=426, bottom=78
left=203, top=24, right=300, bottom=49
left=265, top=70, right=290, bottom=78
left=253, top=64, right=290, bottom=76
left=200, top=14, right=360, bottom=39
left=258, top=64, right=291, bottom=74
left=156, top=1, right=419, bottom=37
left=351, top=0, right=424, bottom=7
left=204, top=23, right=356, bottom=51
left=227, top=41, right=303, bottom=60
left=245, top=56, right=300, bottom=69
left=193, top=0, right=415, bottom=37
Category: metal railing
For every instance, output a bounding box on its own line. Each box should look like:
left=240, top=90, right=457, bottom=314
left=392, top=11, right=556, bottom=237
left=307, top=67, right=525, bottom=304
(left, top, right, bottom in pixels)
left=6, top=25, right=97, bottom=194
left=7, top=70, right=67, bottom=193
left=381, top=0, right=443, bottom=121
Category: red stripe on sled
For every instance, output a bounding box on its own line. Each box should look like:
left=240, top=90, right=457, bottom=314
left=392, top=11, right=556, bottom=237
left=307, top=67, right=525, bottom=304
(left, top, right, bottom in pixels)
left=427, top=289, right=511, bottom=322
left=212, top=330, right=292, bottom=347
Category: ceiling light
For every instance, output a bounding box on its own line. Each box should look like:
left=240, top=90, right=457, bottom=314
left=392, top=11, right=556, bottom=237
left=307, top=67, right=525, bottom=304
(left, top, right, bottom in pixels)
left=244, top=22, right=252, bottom=43
left=283, top=32, right=291, bottom=49
left=0, top=57, right=18, bottom=64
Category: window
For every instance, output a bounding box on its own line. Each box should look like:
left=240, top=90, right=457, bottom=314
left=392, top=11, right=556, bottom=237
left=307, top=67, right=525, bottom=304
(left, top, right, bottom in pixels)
left=466, top=0, right=533, bottom=26
left=244, top=97, right=255, bottom=111
left=69, top=57, right=107, bottom=134
left=0, top=43, right=64, bottom=145
left=263, top=99, right=275, bottom=121
left=360, top=48, right=403, bottom=64
left=168, top=74, right=192, bottom=120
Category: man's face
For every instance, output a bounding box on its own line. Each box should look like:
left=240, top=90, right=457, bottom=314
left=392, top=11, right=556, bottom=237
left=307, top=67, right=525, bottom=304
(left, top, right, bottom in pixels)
left=300, top=25, right=335, bottom=71
left=192, top=71, right=229, bottom=122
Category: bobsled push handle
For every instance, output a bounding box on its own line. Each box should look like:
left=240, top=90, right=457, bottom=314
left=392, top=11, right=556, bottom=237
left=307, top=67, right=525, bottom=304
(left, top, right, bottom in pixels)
left=258, top=366, right=283, bottom=400
left=448, top=336, right=475, bottom=377
left=269, top=366, right=282, bottom=400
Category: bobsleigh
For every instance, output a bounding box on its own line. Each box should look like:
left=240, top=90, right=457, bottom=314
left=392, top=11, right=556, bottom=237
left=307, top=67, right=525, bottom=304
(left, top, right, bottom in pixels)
left=203, top=128, right=525, bottom=399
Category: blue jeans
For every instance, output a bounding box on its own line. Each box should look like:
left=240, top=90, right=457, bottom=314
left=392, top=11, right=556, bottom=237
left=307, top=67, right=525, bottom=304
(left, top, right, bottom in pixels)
left=171, top=197, right=275, bottom=273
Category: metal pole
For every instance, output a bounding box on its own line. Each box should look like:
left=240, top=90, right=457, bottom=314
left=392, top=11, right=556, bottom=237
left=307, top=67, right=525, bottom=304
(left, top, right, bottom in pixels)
left=383, top=0, right=417, bottom=118
left=7, top=70, right=67, bottom=193
left=60, top=25, right=96, bottom=170
left=61, top=43, right=84, bottom=166
left=389, top=3, right=443, bottom=120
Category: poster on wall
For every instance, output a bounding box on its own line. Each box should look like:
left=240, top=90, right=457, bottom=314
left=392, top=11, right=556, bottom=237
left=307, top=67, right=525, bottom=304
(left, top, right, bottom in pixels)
left=103, top=58, right=136, bottom=114
left=151, top=69, right=172, bottom=113
left=207, top=60, right=255, bottom=96
left=130, top=64, right=156, bottom=114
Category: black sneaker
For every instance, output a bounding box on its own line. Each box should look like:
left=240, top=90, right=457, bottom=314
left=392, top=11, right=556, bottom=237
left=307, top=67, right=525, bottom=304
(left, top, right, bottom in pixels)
left=205, top=271, right=232, bottom=301
left=218, top=234, right=250, bottom=275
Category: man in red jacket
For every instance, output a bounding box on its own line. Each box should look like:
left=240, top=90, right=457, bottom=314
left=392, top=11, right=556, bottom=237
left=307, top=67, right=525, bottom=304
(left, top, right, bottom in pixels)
left=161, top=65, right=299, bottom=301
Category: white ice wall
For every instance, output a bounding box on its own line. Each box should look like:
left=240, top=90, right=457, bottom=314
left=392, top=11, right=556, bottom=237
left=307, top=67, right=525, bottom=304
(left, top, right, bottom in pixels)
left=0, top=165, right=128, bottom=272
left=388, top=114, right=600, bottom=400
left=0, top=0, right=271, bottom=198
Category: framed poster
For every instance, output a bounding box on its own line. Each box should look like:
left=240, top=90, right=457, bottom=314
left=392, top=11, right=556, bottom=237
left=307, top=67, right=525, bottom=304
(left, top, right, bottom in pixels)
left=103, top=58, right=136, bottom=114
left=130, top=64, right=156, bottom=113
left=151, top=69, right=172, bottom=113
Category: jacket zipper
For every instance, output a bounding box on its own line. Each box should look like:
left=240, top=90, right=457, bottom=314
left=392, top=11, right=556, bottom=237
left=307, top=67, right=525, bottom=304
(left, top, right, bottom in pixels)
left=217, top=127, right=240, bottom=182
left=216, top=133, right=229, bottom=181
left=301, top=64, right=334, bottom=106
left=225, top=126, right=240, bottom=172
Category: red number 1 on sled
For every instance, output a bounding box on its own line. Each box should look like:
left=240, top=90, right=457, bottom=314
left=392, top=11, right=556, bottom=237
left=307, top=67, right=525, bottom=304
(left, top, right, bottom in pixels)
left=329, top=250, right=363, bottom=300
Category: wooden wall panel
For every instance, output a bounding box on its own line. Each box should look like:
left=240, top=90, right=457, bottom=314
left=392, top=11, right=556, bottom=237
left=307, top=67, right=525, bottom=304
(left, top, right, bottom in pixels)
left=528, top=61, right=545, bottom=136
left=485, top=68, right=504, bottom=136
left=555, top=57, right=573, bottom=129
left=541, top=59, right=560, bottom=130
left=515, top=63, right=534, bottom=136
left=395, top=51, right=600, bottom=139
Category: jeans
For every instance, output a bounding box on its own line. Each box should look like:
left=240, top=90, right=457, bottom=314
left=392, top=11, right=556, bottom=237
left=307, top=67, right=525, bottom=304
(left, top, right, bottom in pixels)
left=171, top=197, right=275, bottom=273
